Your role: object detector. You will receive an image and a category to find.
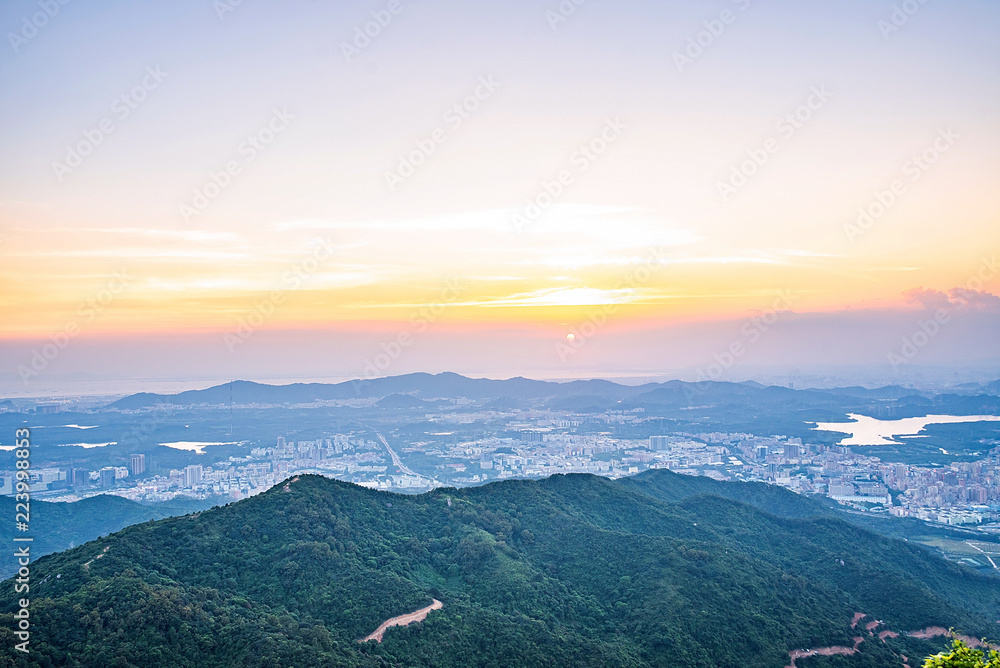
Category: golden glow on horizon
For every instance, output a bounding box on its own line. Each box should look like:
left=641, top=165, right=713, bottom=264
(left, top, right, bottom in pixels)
left=2, top=202, right=996, bottom=339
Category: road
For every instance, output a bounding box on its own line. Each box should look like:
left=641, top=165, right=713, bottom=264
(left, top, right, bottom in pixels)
left=375, top=432, right=441, bottom=487
left=967, top=541, right=999, bottom=570
left=359, top=599, right=443, bottom=643
left=376, top=432, right=419, bottom=477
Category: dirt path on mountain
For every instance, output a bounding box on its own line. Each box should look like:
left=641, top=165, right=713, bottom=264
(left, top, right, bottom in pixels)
left=907, top=627, right=983, bottom=648
left=359, top=599, right=443, bottom=643
left=786, top=637, right=863, bottom=668
left=785, top=615, right=989, bottom=668
left=82, top=546, right=109, bottom=571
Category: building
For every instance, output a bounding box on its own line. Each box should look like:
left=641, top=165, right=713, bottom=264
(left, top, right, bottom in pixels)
left=72, top=468, right=90, bottom=489
left=185, top=464, right=203, bottom=487
left=649, top=436, right=671, bottom=451
left=130, top=454, right=146, bottom=476
left=99, top=467, right=117, bottom=488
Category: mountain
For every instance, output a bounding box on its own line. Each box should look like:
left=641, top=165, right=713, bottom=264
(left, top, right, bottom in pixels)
left=103, top=373, right=1000, bottom=418
left=0, top=495, right=216, bottom=580
left=3, top=471, right=997, bottom=668
left=375, top=393, right=429, bottom=409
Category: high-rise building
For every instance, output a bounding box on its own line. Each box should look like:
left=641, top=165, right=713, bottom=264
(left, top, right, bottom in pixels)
left=72, top=468, right=90, bottom=489
left=185, top=464, right=203, bottom=487
left=130, top=453, right=145, bottom=476
left=99, top=467, right=117, bottom=488
left=648, top=436, right=670, bottom=451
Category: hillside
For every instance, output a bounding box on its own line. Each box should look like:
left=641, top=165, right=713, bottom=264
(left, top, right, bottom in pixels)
left=0, top=495, right=216, bottom=580
left=2, top=471, right=998, bottom=667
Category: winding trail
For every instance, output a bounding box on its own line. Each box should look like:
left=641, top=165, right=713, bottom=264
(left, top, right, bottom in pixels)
left=359, top=599, right=443, bottom=643
left=82, top=546, right=109, bottom=571
left=907, top=627, right=983, bottom=648
left=786, top=637, right=864, bottom=668
left=785, top=614, right=990, bottom=668
left=967, top=541, right=999, bottom=570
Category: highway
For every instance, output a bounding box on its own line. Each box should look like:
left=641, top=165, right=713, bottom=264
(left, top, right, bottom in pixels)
left=376, top=432, right=440, bottom=487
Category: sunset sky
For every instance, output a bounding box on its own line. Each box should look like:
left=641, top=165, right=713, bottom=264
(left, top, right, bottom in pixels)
left=1, top=0, right=998, bottom=388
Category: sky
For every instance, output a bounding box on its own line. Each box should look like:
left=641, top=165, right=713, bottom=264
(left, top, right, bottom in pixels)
left=1, top=0, right=999, bottom=390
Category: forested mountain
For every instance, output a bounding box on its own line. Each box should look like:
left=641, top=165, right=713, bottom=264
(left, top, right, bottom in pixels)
left=2, top=470, right=998, bottom=667
left=0, top=495, right=217, bottom=580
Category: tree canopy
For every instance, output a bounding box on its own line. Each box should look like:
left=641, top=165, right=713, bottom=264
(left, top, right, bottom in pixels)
left=924, top=639, right=1000, bottom=668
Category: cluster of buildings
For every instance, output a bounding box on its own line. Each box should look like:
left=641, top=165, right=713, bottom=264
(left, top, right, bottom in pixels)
left=0, top=454, right=146, bottom=495
left=4, top=405, right=999, bottom=532
left=9, top=434, right=412, bottom=503
left=713, top=432, right=1000, bottom=525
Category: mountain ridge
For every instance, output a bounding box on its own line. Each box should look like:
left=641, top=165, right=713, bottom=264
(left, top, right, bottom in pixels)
left=3, top=470, right=998, bottom=667
left=101, top=372, right=1000, bottom=412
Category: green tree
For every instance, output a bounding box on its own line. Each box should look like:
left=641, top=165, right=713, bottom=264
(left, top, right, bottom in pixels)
left=924, top=639, right=1000, bottom=668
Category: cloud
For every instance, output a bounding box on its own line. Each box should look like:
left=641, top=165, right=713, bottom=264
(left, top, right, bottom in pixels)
left=902, top=287, right=953, bottom=311
left=903, top=287, right=1000, bottom=312
left=949, top=288, right=1000, bottom=312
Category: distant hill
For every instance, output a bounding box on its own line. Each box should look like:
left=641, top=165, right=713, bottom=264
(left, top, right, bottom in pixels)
left=376, top=393, right=428, bottom=409
left=103, top=373, right=1000, bottom=416
left=4, top=471, right=998, bottom=667
left=0, top=495, right=215, bottom=579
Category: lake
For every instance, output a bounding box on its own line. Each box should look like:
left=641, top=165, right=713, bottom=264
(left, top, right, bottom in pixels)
left=812, top=414, right=1000, bottom=446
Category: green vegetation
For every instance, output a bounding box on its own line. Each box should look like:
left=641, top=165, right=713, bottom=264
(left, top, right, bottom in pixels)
left=0, top=495, right=217, bottom=579
left=923, top=639, right=1000, bottom=668
left=2, top=470, right=998, bottom=667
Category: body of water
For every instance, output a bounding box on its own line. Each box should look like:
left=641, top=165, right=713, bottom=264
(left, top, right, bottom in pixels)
left=812, top=414, right=1000, bottom=446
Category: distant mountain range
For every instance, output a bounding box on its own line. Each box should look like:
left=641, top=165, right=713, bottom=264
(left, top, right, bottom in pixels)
left=103, top=373, right=1000, bottom=413
left=4, top=471, right=997, bottom=667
